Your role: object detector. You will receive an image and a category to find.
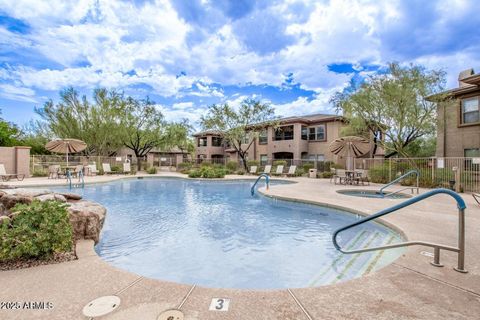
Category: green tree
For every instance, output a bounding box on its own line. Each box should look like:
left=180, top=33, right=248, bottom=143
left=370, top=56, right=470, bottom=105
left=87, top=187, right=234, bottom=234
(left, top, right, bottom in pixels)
left=119, top=97, right=167, bottom=170
left=164, top=119, right=195, bottom=157
left=36, top=87, right=124, bottom=156
left=332, top=63, right=447, bottom=158
left=0, top=109, right=20, bottom=146
left=200, top=99, right=277, bottom=170
left=18, top=121, right=52, bottom=154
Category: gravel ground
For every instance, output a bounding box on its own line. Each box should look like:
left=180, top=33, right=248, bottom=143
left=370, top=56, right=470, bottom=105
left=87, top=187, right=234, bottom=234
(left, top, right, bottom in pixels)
left=0, top=251, right=77, bottom=271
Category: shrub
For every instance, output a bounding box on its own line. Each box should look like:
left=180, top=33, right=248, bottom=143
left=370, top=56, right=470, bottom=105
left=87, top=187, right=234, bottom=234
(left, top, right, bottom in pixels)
left=200, top=162, right=214, bottom=168
left=272, top=160, right=287, bottom=166
left=236, top=169, right=245, bottom=175
left=178, top=162, right=192, bottom=174
left=147, top=167, right=157, bottom=174
left=110, top=165, right=121, bottom=172
left=294, top=168, right=305, bottom=177
left=188, top=166, right=226, bottom=178
left=0, top=200, right=73, bottom=261
left=302, top=163, right=314, bottom=172
left=226, top=161, right=238, bottom=172
left=32, top=169, right=48, bottom=177
left=247, top=160, right=260, bottom=167
left=321, top=171, right=334, bottom=178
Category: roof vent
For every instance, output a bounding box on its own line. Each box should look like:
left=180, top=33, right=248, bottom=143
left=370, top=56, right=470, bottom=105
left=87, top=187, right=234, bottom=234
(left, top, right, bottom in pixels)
left=458, top=68, right=475, bottom=87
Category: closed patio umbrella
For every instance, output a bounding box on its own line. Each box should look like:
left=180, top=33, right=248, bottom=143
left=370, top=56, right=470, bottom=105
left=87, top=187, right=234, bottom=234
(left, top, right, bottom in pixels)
left=329, top=136, right=370, bottom=170
left=45, top=138, right=87, bottom=166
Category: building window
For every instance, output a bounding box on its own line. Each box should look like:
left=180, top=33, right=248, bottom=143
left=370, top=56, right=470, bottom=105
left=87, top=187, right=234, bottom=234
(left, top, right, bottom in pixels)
left=465, top=148, right=480, bottom=158
left=212, top=136, right=223, bottom=147
left=465, top=148, right=480, bottom=171
left=462, top=97, right=479, bottom=124
left=273, top=125, right=294, bottom=141
left=259, top=129, right=268, bottom=145
left=308, top=125, right=326, bottom=141
left=242, top=134, right=251, bottom=144
left=301, top=126, right=308, bottom=140
left=260, top=154, right=268, bottom=165
left=317, top=154, right=325, bottom=161
left=198, top=137, right=207, bottom=147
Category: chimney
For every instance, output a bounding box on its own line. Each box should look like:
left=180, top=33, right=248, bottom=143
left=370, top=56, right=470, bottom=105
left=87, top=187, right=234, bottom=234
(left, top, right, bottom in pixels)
left=458, top=68, right=475, bottom=88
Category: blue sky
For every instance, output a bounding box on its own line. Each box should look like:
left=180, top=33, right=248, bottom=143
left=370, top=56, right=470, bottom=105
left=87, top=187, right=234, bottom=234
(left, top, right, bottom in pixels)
left=0, top=0, right=479, bottom=128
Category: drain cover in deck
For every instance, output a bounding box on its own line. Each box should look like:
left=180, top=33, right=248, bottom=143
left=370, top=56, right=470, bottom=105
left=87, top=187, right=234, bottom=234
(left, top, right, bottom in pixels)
left=157, top=309, right=184, bottom=320
left=82, top=295, right=121, bottom=317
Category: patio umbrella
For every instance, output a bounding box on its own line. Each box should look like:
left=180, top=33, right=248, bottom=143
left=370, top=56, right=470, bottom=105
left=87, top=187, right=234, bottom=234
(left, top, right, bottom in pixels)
left=45, top=138, right=87, bottom=166
left=329, top=136, right=370, bottom=170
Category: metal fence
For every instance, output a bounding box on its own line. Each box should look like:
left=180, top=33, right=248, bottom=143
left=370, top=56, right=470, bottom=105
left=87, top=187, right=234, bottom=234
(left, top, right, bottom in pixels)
left=31, top=155, right=140, bottom=174
left=354, top=157, right=480, bottom=193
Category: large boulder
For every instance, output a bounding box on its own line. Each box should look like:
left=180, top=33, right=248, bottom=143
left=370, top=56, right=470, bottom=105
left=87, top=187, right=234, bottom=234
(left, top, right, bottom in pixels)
left=0, top=193, right=33, bottom=209
left=68, top=201, right=106, bottom=244
left=35, top=193, right=67, bottom=203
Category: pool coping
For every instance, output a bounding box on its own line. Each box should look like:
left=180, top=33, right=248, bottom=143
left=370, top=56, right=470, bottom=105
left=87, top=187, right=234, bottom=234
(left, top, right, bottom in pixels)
left=1, top=174, right=479, bottom=319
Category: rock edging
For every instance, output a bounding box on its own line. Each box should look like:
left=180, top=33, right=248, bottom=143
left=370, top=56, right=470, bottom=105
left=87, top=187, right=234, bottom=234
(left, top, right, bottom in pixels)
left=0, top=187, right=106, bottom=244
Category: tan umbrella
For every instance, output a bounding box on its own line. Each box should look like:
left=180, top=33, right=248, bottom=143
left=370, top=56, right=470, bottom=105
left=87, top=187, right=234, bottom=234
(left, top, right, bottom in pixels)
left=329, top=136, right=370, bottom=170
left=45, top=138, right=87, bottom=166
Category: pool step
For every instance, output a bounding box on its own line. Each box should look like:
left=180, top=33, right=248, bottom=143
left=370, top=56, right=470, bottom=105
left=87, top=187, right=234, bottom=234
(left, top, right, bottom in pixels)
left=308, top=231, right=396, bottom=287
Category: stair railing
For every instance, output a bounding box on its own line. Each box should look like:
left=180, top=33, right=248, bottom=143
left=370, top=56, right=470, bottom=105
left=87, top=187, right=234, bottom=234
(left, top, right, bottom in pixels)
left=332, top=188, right=467, bottom=273
left=251, top=173, right=270, bottom=196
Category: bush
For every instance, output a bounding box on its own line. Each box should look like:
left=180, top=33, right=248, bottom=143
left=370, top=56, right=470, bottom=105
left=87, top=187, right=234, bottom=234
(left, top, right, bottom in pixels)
left=302, top=163, right=314, bottom=172
left=272, top=160, right=287, bottom=166
left=321, top=171, right=334, bottom=178
left=188, top=166, right=226, bottom=178
left=147, top=167, right=157, bottom=174
left=32, top=169, right=48, bottom=177
left=200, top=162, right=214, bottom=168
left=110, top=165, right=121, bottom=172
left=226, top=161, right=238, bottom=172
left=178, top=162, right=192, bottom=174
left=0, top=200, right=73, bottom=261
left=236, top=169, right=245, bottom=175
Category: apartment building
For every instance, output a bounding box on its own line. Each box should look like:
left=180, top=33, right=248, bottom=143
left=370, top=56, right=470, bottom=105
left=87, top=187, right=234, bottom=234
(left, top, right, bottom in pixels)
left=435, top=69, right=480, bottom=158
left=193, top=114, right=375, bottom=165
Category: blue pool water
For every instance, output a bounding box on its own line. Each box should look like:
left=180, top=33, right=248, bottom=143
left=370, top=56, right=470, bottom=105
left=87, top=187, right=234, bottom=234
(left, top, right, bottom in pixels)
left=50, top=178, right=404, bottom=289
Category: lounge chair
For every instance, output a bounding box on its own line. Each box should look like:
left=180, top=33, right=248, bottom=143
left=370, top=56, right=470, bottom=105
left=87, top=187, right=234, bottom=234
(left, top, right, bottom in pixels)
left=473, top=193, right=480, bottom=206
left=102, top=163, right=115, bottom=175
left=249, top=166, right=258, bottom=174
left=262, top=165, right=272, bottom=175
left=123, top=162, right=132, bottom=175
left=73, top=164, right=84, bottom=178
left=286, top=165, right=297, bottom=177
left=87, top=164, right=98, bottom=176
left=48, top=165, right=60, bottom=179
left=273, top=165, right=284, bottom=176
left=0, top=163, right=25, bottom=181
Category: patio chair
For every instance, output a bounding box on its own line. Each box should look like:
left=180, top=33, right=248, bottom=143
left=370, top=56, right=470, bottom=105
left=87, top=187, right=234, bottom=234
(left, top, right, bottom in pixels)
left=0, top=163, right=25, bottom=181
left=123, top=162, right=132, bottom=175
left=330, top=168, right=338, bottom=184
left=249, top=166, right=258, bottom=174
left=262, top=165, right=272, bottom=175
left=356, top=169, right=370, bottom=186
left=272, top=165, right=284, bottom=176
left=335, top=169, right=347, bottom=185
left=286, top=165, right=297, bottom=177
left=48, top=165, right=60, bottom=179
left=102, top=163, right=115, bottom=175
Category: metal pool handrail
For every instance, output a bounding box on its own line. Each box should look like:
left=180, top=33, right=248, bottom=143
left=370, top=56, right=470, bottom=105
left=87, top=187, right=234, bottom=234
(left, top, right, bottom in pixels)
left=380, top=169, right=420, bottom=196
left=66, top=169, right=85, bottom=189
left=332, top=188, right=468, bottom=273
left=66, top=170, right=72, bottom=189
left=251, top=173, right=270, bottom=196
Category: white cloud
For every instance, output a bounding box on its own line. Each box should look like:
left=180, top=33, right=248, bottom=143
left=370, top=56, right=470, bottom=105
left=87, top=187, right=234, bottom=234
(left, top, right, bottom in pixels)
left=0, top=83, right=37, bottom=102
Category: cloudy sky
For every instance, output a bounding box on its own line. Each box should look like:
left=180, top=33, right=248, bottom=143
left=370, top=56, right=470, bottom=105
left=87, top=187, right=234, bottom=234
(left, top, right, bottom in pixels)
left=0, top=0, right=479, bottom=127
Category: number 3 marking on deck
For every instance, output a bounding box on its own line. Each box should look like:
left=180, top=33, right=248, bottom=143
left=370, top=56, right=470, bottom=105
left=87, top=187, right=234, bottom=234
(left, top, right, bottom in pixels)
left=209, top=298, right=230, bottom=311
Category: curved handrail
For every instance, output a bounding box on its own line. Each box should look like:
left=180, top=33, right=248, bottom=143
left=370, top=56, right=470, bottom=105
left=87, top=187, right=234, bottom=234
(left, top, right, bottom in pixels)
left=332, top=188, right=467, bottom=272
left=380, top=169, right=419, bottom=196
left=251, top=173, right=270, bottom=196
left=78, top=169, right=85, bottom=188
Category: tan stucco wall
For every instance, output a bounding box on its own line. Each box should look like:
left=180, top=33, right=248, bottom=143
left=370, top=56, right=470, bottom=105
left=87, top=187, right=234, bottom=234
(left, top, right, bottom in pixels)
left=0, top=146, right=31, bottom=177
left=436, top=95, right=480, bottom=157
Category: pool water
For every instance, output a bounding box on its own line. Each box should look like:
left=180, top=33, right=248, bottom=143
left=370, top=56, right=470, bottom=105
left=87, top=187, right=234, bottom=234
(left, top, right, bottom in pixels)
left=50, top=178, right=404, bottom=289
left=337, top=189, right=411, bottom=199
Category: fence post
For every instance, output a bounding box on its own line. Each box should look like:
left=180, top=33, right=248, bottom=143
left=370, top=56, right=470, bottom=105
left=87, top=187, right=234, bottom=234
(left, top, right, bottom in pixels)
left=388, top=158, right=392, bottom=182
left=431, top=157, right=435, bottom=184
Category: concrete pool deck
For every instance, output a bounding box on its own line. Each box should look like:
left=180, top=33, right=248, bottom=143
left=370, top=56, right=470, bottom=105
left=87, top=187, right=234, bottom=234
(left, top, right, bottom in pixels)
left=1, top=173, right=479, bottom=319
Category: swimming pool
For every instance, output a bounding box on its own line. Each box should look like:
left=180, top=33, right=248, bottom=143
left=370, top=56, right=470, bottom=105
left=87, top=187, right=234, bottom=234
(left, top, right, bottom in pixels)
left=50, top=178, right=404, bottom=289
left=337, top=189, right=411, bottom=199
